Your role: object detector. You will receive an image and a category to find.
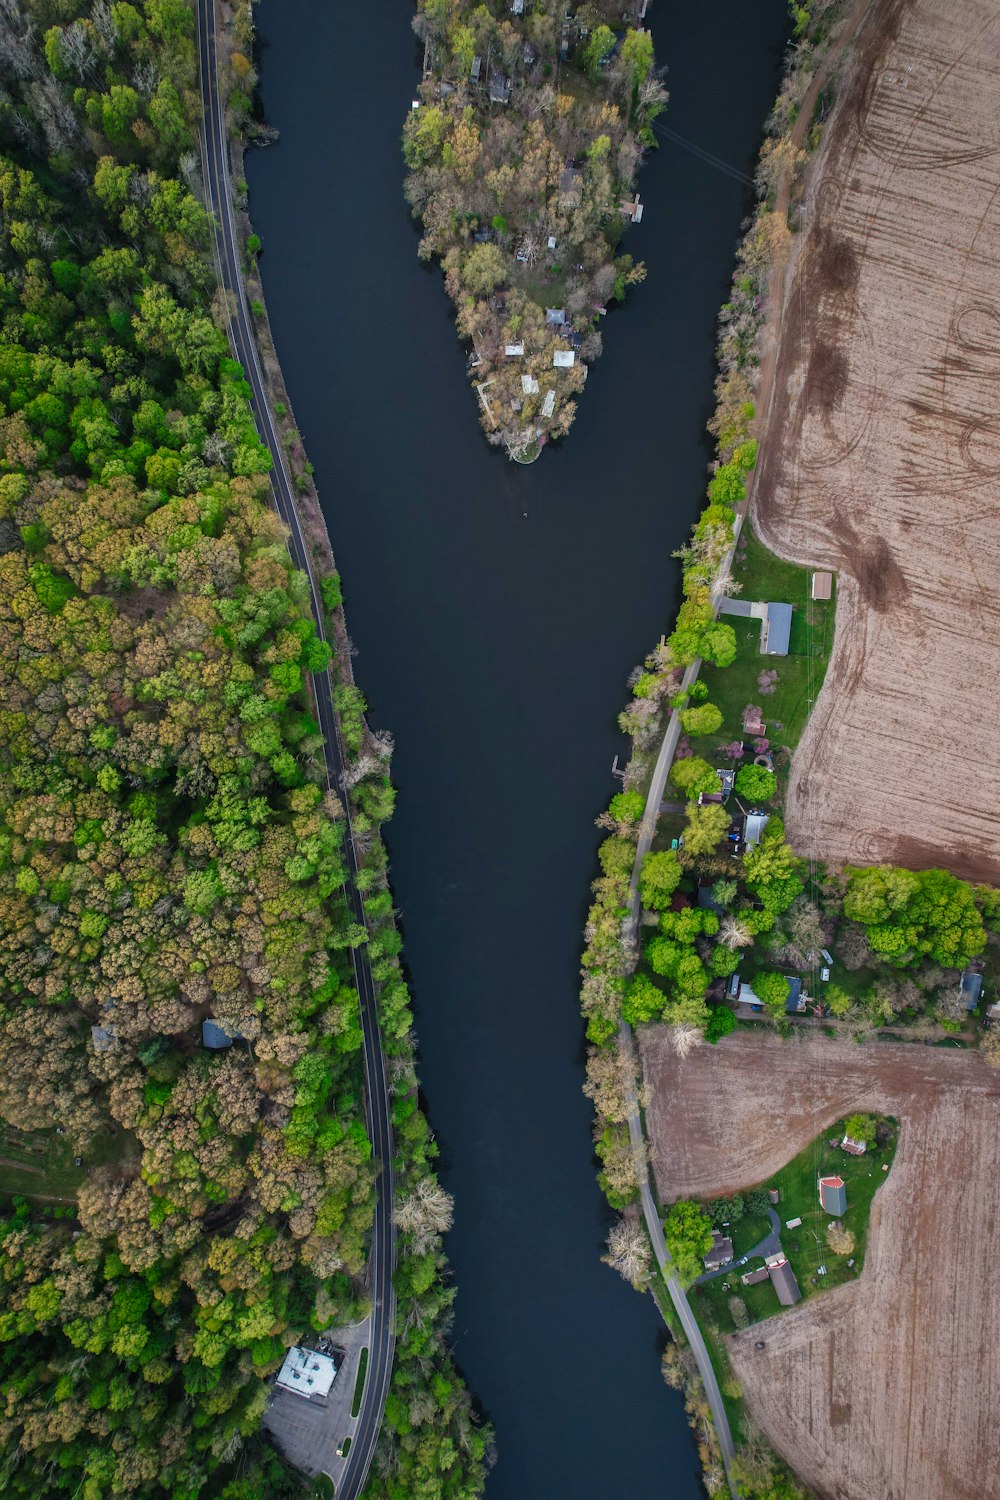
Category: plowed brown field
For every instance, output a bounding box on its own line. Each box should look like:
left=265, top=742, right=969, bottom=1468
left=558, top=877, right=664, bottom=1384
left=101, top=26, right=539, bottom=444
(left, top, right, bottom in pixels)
left=753, top=0, right=1000, bottom=884
left=640, top=1027, right=1000, bottom=1500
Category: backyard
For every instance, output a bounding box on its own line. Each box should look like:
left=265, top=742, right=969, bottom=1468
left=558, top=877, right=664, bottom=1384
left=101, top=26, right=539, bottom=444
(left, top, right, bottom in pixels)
left=0, top=1121, right=134, bottom=1206
left=688, top=526, right=834, bottom=772
left=691, top=1114, right=898, bottom=1342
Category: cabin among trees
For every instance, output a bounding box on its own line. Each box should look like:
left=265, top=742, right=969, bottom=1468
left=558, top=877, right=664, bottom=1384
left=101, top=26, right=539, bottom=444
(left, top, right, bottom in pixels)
left=406, top=1, right=666, bottom=459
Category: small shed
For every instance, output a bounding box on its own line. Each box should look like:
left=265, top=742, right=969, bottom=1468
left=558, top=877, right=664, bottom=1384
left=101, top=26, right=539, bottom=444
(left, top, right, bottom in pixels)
left=511, top=0, right=524, bottom=12
left=769, top=1188, right=780, bottom=1205
left=470, top=55, right=482, bottom=83
left=819, top=1175, right=847, bottom=1216
left=200, top=1014, right=244, bottom=1050
left=504, top=343, right=524, bottom=357
left=760, top=602, right=793, bottom=656
left=703, top=1231, right=734, bottom=1272
left=90, top=1025, right=117, bottom=1054
left=489, top=74, right=511, bottom=104
left=558, top=166, right=583, bottom=204
left=811, top=570, right=833, bottom=601
left=744, top=812, right=770, bottom=847
left=553, top=349, right=575, bottom=368
left=741, top=1265, right=770, bottom=1286
left=841, top=1133, right=868, bottom=1156
left=765, top=1253, right=801, bottom=1306
left=961, top=969, right=984, bottom=1011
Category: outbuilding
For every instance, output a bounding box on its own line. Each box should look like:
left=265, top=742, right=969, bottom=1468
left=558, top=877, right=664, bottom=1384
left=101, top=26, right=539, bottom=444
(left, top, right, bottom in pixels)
left=961, top=969, right=984, bottom=1011
left=819, top=1174, right=847, bottom=1216
left=765, top=1252, right=801, bottom=1306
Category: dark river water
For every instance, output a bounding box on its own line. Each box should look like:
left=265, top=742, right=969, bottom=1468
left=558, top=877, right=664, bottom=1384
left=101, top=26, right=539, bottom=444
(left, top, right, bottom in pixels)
left=247, top=3, right=788, bottom=1494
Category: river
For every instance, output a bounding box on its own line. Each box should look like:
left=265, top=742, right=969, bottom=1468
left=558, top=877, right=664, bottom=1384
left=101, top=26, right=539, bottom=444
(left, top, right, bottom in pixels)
left=246, top=3, right=788, bottom=1494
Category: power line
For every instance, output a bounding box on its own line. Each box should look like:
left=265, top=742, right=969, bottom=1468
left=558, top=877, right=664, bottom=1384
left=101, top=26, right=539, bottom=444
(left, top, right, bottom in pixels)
left=652, top=119, right=755, bottom=187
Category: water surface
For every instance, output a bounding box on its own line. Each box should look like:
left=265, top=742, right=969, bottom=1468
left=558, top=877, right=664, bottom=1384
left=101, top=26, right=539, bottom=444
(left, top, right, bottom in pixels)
left=247, top=4, right=788, bottom=1493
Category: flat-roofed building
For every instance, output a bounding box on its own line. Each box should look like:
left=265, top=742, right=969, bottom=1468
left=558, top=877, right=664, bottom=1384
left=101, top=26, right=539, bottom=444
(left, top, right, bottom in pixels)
left=275, top=1347, right=338, bottom=1402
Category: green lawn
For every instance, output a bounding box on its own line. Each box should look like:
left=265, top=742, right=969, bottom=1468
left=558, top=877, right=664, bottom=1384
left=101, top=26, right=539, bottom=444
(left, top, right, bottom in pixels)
left=0, top=1121, right=135, bottom=1206
left=689, top=525, right=835, bottom=771
left=690, top=1116, right=898, bottom=1346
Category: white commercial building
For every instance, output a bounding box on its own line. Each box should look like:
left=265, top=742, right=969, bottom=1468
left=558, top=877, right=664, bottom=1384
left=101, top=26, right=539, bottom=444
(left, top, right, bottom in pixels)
left=275, top=1347, right=338, bottom=1401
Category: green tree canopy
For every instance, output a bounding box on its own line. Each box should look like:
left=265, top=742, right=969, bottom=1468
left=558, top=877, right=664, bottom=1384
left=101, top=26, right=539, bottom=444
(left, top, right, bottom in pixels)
left=752, top=971, right=791, bottom=1018
left=639, top=849, right=682, bottom=910
left=663, top=1199, right=714, bottom=1284
left=735, top=763, right=777, bottom=802
left=680, top=702, right=723, bottom=736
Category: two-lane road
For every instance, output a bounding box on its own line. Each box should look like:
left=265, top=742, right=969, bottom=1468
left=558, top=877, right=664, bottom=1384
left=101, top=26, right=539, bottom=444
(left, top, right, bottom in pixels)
left=196, top=4, right=395, bottom=1494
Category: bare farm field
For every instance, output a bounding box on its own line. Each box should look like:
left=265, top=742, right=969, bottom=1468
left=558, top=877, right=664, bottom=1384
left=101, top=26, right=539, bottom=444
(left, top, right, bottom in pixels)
left=640, top=1027, right=1000, bottom=1499
left=753, top=0, right=1000, bottom=884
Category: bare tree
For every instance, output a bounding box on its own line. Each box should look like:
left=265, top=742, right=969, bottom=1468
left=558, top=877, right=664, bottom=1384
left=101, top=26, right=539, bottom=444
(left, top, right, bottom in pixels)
left=602, top=1209, right=651, bottom=1288
left=826, top=1220, right=855, bottom=1255
left=719, top=914, right=753, bottom=951
left=396, top=1175, right=454, bottom=1254
left=670, top=1023, right=705, bottom=1060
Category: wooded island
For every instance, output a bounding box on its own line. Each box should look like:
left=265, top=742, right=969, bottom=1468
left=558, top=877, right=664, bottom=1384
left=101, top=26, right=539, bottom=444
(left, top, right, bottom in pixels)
left=404, top=0, right=664, bottom=460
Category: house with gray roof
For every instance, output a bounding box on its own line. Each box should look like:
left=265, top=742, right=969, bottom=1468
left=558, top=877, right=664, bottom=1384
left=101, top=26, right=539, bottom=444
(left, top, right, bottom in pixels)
left=760, top=602, right=793, bottom=656
left=961, top=969, right=984, bottom=1011
left=703, top=1231, right=734, bottom=1272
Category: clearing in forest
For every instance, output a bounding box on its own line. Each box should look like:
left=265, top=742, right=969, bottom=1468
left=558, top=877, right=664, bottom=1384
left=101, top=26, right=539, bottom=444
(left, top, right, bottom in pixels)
left=753, top=0, right=1000, bottom=884
left=639, top=1026, right=1000, bottom=1500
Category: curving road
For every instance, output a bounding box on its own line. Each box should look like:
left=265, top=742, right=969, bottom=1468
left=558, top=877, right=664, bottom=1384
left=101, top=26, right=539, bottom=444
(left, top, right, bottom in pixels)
left=196, top=4, right=395, bottom=1495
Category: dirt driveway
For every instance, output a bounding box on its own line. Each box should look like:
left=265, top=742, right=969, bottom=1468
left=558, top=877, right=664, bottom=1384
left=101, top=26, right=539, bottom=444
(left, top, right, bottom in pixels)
left=639, top=1026, right=1000, bottom=1500
left=752, top=0, right=1000, bottom=884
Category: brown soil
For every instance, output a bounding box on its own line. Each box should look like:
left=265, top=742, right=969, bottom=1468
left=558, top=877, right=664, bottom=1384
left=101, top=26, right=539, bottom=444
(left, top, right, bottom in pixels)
left=752, top=0, right=1000, bottom=885
left=639, top=1027, right=1000, bottom=1499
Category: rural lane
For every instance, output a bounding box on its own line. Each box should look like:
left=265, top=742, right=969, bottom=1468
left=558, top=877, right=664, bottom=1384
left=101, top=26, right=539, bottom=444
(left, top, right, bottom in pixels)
left=196, top=4, right=395, bottom=1496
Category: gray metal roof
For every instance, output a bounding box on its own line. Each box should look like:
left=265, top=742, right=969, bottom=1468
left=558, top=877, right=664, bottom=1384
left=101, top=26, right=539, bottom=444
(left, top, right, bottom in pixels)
left=819, top=1176, right=847, bottom=1216
left=961, top=971, right=983, bottom=1009
left=761, top=602, right=793, bottom=656
left=785, top=977, right=804, bottom=1014
left=202, top=1019, right=233, bottom=1050
left=767, top=1255, right=801, bottom=1306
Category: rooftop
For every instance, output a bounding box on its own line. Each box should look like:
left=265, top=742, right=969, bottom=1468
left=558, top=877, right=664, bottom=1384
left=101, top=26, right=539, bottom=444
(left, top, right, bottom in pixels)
left=761, top=601, right=793, bottom=657
left=275, top=1347, right=338, bottom=1402
left=766, top=1252, right=801, bottom=1306
left=812, top=570, right=833, bottom=600
left=553, top=349, right=575, bottom=368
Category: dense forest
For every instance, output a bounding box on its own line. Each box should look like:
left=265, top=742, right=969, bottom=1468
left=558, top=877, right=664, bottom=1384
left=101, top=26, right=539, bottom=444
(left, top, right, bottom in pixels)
left=404, top=0, right=665, bottom=460
left=0, top=2, right=488, bottom=1496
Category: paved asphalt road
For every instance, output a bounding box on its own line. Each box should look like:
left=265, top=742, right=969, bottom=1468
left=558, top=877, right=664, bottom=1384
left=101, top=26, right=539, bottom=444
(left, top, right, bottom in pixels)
left=196, top=4, right=396, bottom=1493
